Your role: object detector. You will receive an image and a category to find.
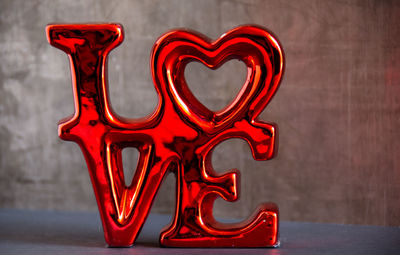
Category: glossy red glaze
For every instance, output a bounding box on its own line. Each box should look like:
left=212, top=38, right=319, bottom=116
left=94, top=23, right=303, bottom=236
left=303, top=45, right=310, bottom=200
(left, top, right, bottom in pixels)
left=46, top=24, right=284, bottom=248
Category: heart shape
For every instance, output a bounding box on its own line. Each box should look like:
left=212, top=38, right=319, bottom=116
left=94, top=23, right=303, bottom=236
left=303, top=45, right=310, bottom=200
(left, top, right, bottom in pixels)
left=184, top=60, right=246, bottom=112
left=151, top=26, right=284, bottom=133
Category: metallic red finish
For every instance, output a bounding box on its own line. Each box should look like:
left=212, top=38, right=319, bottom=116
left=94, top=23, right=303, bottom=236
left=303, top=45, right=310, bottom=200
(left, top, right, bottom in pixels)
left=46, top=24, right=284, bottom=248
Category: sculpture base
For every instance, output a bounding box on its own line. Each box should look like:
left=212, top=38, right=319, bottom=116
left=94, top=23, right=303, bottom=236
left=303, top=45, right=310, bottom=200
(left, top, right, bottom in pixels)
left=160, top=203, right=279, bottom=248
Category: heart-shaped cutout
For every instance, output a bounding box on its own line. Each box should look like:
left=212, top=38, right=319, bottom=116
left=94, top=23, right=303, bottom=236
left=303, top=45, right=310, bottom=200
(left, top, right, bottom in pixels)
left=184, top=60, right=246, bottom=112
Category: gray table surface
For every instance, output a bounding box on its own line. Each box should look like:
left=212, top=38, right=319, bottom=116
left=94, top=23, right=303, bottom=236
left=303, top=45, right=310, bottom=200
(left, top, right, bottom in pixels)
left=0, top=209, right=399, bottom=255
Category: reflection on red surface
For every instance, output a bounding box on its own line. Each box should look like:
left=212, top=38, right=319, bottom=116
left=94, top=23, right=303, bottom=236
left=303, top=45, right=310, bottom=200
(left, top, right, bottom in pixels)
left=46, top=24, right=284, bottom=247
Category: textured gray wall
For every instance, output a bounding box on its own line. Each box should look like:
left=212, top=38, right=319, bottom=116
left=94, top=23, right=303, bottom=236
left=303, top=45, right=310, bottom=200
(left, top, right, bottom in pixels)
left=0, top=0, right=399, bottom=226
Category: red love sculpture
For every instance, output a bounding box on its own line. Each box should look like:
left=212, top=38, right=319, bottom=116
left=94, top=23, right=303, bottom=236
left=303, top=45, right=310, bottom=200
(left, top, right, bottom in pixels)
left=46, top=24, right=284, bottom=248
